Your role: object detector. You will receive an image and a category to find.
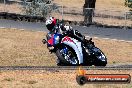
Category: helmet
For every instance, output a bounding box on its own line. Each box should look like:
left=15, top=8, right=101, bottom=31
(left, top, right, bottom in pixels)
left=46, top=17, right=56, bottom=31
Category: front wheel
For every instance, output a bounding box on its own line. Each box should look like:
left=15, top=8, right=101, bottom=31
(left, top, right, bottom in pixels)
left=90, top=47, right=107, bottom=66
left=94, top=52, right=107, bottom=66
left=94, top=61, right=107, bottom=66
left=56, top=46, right=79, bottom=66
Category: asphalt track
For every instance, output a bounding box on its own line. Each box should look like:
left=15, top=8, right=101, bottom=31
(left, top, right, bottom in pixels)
left=0, top=19, right=132, bottom=41
left=0, top=19, right=132, bottom=69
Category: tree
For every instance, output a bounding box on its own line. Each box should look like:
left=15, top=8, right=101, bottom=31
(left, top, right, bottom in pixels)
left=125, top=0, right=132, bottom=11
left=22, top=0, right=57, bottom=18
left=83, top=0, right=96, bottom=25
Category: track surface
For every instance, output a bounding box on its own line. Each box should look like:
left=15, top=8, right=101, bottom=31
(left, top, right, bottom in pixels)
left=0, top=19, right=132, bottom=41
left=0, top=66, right=132, bottom=70
left=0, top=19, right=132, bottom=69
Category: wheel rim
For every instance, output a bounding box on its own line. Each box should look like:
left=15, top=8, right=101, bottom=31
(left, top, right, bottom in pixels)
left=69, top=57, right=78, bottom=65
left=60, top=49, right=78, bottom=65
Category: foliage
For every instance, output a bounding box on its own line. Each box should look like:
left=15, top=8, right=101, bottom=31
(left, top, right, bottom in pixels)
left=125, top=0, right=132, bottom=9
left=22, top=0, right=58, bottom=17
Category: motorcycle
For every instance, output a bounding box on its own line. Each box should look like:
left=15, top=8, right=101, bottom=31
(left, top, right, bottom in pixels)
left=42, top=30, right=107, bottom=66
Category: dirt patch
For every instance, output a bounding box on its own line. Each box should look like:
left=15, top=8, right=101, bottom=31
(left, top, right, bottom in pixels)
left=0, top=28, right=132, bottom=66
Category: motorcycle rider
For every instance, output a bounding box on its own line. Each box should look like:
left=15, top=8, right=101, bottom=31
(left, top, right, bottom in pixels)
left=43, top=17, right=90, bottom=65
left=45, top=17, right=89, bottom=49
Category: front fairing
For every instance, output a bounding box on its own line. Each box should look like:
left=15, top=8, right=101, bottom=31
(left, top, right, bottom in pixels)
left=90, top=47, right=107, bottom=62
left=61, top=36, right=83, bottom=64
left=47, top=33, right=62, bottom=46
left=54, top=33, right=62, bottom=45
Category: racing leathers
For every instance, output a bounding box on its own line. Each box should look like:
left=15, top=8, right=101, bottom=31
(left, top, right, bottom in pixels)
left=46, top=23, right=88, bottom=52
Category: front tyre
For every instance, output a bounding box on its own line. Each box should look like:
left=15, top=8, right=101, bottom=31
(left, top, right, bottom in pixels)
left=94, top=61, right=107, bottom=66
left=56, top=46, right=79, bottom=66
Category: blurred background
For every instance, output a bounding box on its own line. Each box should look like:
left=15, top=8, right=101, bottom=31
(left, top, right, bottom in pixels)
left=0, top=0, right=131, bottom=27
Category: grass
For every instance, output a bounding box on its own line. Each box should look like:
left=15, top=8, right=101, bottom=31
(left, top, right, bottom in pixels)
left=0, top=28, right=56, bottom=66
left=0, top=28, right=132, bottom=66
left=21, top=80, right=38, bottom=84
left=0, top=29, right=132, bottom=66
left=92, top=37, right=132, bottom=65
left=2, top=78, right=15, bottom=82
left=52, top=13, right=132, bottom=27
left=0, top=0, right=131, bottom=27
left=0, top=3, right=22, bottom=14
left=0, top=28, right=131, bottom=88
left=53, top=0, right=129, bottom=11
left=0, top=70, right=131, bottom=88
left=53, top=0, right=131, bottom=27
left=0, top=0, right=129, bottom=15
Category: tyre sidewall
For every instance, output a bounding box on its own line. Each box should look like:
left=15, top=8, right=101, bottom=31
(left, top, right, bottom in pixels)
left=56, top=46, right=79, bottom=66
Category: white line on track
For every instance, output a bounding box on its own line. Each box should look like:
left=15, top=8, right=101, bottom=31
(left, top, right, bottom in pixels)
left=85, top=36, right=132, bottom=43
left=0, top=27, right=7, bottom=29
left=0, top=27, right=27, bottom=31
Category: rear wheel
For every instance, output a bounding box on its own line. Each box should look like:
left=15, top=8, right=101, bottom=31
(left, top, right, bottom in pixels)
left=56, top=45, right=79, bottom=66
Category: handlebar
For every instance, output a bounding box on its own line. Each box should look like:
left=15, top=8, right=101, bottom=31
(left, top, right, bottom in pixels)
left=42, top=39, right=47, bottom=44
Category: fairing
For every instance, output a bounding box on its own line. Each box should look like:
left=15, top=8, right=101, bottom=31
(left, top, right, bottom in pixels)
left=61, top=36, right=83, bottom=64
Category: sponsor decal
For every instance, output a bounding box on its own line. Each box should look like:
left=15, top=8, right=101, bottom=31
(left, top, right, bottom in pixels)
left=76, top=66, right=131, bottom=85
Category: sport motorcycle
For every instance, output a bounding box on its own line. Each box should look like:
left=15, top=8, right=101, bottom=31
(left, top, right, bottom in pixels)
left=42, top=31, right=107, bottom=66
